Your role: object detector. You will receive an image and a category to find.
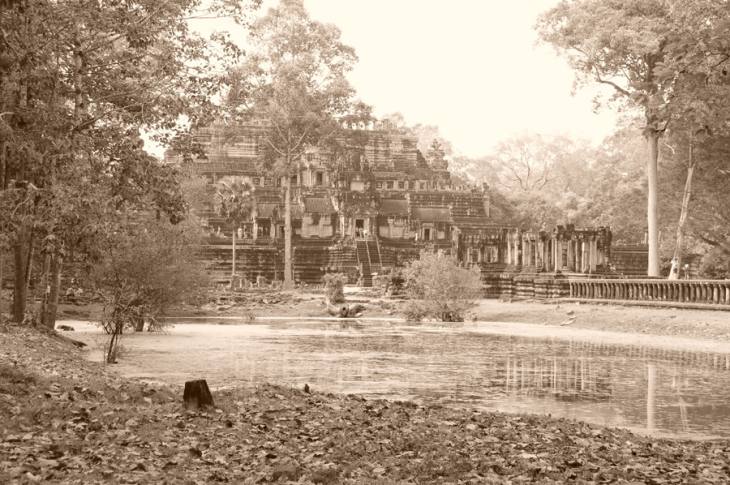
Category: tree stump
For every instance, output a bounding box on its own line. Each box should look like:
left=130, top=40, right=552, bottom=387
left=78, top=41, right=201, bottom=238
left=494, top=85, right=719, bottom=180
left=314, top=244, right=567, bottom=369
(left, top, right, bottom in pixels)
left=183, top=379, right=214, bottom=410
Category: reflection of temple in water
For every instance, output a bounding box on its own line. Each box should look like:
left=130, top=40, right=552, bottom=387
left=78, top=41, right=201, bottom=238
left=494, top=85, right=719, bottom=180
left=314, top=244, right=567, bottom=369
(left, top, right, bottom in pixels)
left=242, top=330, right=730, bottom=437
left=501, top=356, right=613, bottom=402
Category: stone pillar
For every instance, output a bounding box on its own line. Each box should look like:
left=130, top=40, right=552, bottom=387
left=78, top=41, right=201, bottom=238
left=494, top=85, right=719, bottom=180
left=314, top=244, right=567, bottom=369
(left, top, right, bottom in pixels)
left=567, top=240, right=574, bottom=272
left=547, top=240, right=552, bottom=271
left=589, top=238, right=597, bottom=273
left=530, top=240, right=536, bottom=266
left=507, top=234, right=512, bottom=265
left=577, top=240, right=582, bottom=272
left=552, top=239, right=557, bottom=272
left=550, top=238, right=558, bottom=271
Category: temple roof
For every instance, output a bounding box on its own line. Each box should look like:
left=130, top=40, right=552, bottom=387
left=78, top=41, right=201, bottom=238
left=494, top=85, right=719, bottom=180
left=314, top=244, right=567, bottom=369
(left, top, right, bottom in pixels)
left=412, top=207, right=450, bottom=222
left=380, top=199, right=408, bottom=215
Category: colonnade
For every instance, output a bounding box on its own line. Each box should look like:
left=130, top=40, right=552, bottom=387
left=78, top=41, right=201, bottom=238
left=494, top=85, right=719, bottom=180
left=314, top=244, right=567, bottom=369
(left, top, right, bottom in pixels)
left=505, top=226, right=610, bottom=274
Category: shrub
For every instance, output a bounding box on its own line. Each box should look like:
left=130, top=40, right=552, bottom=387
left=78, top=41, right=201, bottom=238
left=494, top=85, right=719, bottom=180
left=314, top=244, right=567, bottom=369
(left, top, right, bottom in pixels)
left=700, top=247, right=730, bottom=279
left=401, top=251, right=482, bottom=322
left=323, top=273, right=348, bottom=305
left=90, top=215, right=209, bottom=362
left=373, top=269, right=406, bottom=297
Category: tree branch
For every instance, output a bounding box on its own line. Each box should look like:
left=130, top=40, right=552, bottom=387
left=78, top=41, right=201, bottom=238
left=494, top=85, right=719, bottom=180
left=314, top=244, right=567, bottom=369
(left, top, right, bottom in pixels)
left=594, top=72, right=631, bottom=97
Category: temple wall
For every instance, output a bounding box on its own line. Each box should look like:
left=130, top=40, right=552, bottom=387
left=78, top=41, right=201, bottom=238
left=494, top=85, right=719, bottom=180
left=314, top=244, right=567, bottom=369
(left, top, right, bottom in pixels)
left=612, top=245, right=649, bottom=276
left=481, top=270, right=571, bottom=300
left=199, top=240, right=362, bottom=286
left=300, top=216, right=335, bottom=238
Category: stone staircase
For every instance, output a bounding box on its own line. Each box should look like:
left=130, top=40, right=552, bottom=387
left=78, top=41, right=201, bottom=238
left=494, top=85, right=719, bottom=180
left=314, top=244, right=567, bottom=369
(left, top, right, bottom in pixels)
left=355, top=239, right=382, bottom=287
left=293, top=239, right=358, bottom=285
left=199, top=243, right=283, bottom=285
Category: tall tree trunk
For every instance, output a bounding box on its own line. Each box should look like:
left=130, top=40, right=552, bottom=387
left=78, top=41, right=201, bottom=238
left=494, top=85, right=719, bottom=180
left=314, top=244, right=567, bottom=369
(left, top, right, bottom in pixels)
left=40, top=251, right=51, bottom=326
left=0, top=246, right=4, bottom=320
left=13, top=243, right=26, bottom=323
left=12, top=227, right=32, bottom=323
left=231, top=228, right=236, bottom=279
left=0, top=142, right=7, bottom=190
left=284, top=175, right=293, bottom=288
left=42, top=253, right=62, bottom=328
left=669, top=132, right=696, bottom=280
left=646, top=131, right=660, bottom=277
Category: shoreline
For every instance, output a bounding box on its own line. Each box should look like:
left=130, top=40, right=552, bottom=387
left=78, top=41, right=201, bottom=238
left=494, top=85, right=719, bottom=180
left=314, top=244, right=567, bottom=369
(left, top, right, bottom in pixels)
left=63, top=316, right=730, bottom=354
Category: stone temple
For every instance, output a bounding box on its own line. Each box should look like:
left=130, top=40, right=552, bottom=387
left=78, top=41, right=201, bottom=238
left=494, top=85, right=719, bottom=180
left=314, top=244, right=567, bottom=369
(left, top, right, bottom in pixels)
left=167, top=121, right=631, bottom=295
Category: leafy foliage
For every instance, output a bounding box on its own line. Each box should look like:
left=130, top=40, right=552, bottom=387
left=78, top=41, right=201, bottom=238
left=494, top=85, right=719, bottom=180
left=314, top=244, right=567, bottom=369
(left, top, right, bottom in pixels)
left=89, top=214, right=208, bottom=361
left=402, top=251, right=482, bottom=322
left=214, top=177, right=256, bottom=229
left=536, top=0, right=730, bottom=276
left=0, top=0, right=259, bottom=323
left=225, top=0, right=366, bottom=286
left=322, top=273, right=347, bottom=305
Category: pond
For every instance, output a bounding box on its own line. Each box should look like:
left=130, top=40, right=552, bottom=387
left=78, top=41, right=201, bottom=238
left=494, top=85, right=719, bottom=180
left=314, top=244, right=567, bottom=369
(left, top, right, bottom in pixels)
left=74, top=319, right=730, bottom=440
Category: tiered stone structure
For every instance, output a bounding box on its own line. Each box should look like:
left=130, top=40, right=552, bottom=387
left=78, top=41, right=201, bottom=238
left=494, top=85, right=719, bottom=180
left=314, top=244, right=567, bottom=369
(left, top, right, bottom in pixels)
left=169, top=122, right=613, bottom=293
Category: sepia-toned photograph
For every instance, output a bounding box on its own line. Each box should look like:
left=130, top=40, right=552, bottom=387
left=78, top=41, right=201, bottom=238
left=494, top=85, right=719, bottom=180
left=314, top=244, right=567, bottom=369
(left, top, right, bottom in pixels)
left=1, top=0, right=730, bottom=482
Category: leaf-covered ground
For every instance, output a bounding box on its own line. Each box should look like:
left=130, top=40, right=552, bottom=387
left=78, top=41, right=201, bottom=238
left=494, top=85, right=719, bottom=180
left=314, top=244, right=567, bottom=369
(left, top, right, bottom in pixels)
left=1, top=324, right=730, bottom=484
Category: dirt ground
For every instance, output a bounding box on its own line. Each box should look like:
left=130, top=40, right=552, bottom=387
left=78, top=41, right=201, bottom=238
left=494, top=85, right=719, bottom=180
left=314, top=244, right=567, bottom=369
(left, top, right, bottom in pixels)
left=170, top=288, right=730, bottom=343
left=470, top=299, right=730, bottom=341
left=3, top=286, right=730, bottom=342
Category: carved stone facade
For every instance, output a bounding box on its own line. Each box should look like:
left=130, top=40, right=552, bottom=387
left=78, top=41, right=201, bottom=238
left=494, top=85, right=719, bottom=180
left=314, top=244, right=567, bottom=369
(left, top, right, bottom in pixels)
left=169, top=123, right=614, bottom=289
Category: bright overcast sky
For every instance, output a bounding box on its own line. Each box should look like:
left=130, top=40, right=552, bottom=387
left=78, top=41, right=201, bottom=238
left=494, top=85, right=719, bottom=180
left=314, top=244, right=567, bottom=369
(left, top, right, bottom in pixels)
left=183, top=1, right=620, bottom=159
left=302, top=0, right=619, bottom=157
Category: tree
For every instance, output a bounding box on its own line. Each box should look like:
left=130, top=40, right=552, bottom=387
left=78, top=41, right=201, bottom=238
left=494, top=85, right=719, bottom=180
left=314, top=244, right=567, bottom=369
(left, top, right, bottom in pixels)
left=412, top=124, right=454, bottom=158
left=214, top=177, right=255, bottom=280
left=466, top=134, right=594, bottom=230
left=91, top=214, right=208, bottom=362
left=667, top=134, right=730, bottom=277
left=582, top=121, right=649, bottom=244
left=538, top=0, right=730, bottom=277
left=0, top=0, right=258, bottom=325
left=226, top=0, right=360, bottom=288
left=660, top=12, right=730, bottom=278
left=492, top=134, right=559, bottom=193
left=538, top=0, right=676, bottom=276
left=402, top=251, right=482, bottom=322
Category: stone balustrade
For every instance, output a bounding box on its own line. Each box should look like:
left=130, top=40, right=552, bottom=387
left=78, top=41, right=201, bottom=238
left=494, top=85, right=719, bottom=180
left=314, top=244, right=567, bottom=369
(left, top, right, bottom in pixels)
left=568, top=279, right=730, bottom=306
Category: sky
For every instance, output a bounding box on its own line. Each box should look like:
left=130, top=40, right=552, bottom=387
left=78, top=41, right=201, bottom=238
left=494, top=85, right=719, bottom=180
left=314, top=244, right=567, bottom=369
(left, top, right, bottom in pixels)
left=301, top=0, right=619, bottom=158
left=182, top=0, right=620, bottom=159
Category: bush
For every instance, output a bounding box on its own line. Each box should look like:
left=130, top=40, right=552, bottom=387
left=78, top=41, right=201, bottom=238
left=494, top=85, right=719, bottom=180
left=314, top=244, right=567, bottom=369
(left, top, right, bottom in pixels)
left=401, top=251, right=482, bottom=322
left=90, top=215, right=209, bottom=362
left=323, top=273, right=348, bottom=305
left=699, top=247, right=730, bottom=279
left=373, top=269, right=406, bottom=297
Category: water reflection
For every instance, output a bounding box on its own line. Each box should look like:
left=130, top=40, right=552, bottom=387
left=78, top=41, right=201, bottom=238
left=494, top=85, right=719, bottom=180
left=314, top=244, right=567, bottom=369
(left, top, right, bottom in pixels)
left=113, top=321, right=730, bottom=439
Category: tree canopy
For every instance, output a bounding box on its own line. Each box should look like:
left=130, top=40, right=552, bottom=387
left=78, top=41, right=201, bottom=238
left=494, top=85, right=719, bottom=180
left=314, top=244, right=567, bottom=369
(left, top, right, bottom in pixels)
left=0, top=0, right=259, bottom=324
left=225, top=0, right=365, bottom=287
left=537, top=0, right=730, bottom=276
